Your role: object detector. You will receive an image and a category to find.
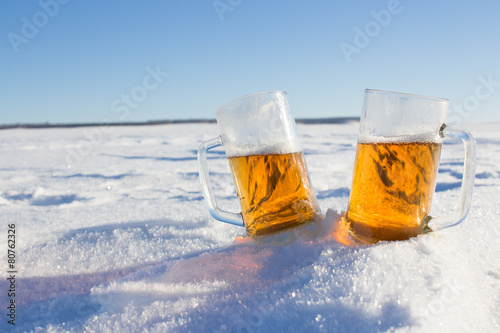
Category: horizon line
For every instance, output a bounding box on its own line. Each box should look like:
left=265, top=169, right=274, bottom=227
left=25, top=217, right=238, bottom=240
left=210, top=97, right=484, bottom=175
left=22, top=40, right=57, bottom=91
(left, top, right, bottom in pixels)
left=0, top=117, right=361, bottom=130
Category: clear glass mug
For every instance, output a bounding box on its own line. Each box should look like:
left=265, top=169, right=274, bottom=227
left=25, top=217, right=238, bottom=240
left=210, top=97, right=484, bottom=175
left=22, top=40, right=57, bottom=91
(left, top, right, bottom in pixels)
left=346, top=89, right=476, bottom=244
left=198, top=91, right=322, bottom=238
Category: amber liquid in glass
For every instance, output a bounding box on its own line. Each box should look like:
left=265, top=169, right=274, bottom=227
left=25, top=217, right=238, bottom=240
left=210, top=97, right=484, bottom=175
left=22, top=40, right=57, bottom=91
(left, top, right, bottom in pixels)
left=347, top=140, right=442, bottom=243
left=228, top=152, right=321, bottom=237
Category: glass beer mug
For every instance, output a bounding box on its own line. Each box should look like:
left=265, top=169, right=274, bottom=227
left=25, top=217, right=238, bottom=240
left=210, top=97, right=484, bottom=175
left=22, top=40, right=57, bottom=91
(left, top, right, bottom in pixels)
left=346, top=89, right=476, bottom=244
left=198, top=91, right=322, bottom=238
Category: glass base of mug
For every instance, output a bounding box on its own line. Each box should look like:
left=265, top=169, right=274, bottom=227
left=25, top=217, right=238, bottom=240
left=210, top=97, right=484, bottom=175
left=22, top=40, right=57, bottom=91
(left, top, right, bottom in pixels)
left=248, top=213, right=325, bottom=245
left=347, top=215, right=433, bottom=245
left=245, top=208, right=324, bottom=239
left=347, top=229, right=376, bottom=245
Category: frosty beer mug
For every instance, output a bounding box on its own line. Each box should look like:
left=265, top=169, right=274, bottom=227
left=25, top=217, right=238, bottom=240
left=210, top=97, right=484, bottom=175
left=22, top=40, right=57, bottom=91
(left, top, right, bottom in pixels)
left=346, top=89, right=476, bottom=244
left=198, top=91, right=322, bottom=238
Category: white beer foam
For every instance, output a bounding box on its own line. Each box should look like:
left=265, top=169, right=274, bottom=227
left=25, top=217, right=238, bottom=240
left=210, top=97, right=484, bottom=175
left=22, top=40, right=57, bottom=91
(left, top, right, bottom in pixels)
left=358, top=131, right=443, bottom=144
left=223, top=139, right=302, bottom=158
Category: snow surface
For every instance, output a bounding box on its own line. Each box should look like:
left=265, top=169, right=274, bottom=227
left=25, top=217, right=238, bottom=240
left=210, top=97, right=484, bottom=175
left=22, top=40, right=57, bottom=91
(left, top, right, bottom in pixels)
left=0, top=122, right=499, bottom=332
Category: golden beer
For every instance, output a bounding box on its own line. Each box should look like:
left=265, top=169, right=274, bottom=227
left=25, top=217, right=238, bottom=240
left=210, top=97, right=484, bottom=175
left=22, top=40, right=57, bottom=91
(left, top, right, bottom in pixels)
left=228, top=151, right=321, bottom=237
left=347, top=140, right=442, bottom=243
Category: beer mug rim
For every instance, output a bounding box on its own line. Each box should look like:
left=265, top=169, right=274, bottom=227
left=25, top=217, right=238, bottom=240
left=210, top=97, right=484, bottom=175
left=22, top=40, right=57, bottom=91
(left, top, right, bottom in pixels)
left=365, top=89, right=449, bottom=103
left=216, top=90, right=287, bottom=115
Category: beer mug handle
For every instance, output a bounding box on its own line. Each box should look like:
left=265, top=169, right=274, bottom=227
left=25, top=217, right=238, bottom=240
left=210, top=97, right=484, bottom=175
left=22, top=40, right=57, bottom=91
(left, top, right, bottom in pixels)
left=198, top=136, right=244, bottom=226
left=427, top=124, right=476, bottom=231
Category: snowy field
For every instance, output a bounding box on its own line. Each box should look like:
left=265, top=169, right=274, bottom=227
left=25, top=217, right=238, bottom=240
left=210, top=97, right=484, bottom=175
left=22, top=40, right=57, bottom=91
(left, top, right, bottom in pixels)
left=0, top=122, right=499, bottom=332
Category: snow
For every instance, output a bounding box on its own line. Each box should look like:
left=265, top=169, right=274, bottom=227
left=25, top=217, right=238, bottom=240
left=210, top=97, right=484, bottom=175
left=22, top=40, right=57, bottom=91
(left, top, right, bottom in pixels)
left=0, top=122, right=499, bottom=332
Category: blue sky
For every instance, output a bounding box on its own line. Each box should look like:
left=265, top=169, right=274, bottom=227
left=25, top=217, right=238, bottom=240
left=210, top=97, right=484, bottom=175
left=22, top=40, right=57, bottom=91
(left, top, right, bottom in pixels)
left=1, top=0, right=499, bottom=125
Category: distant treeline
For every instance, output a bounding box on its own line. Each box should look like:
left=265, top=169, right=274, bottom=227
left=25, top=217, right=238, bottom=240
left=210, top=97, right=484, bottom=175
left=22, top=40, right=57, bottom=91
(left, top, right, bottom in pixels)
left=0, top=117, right=359, bottom=130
